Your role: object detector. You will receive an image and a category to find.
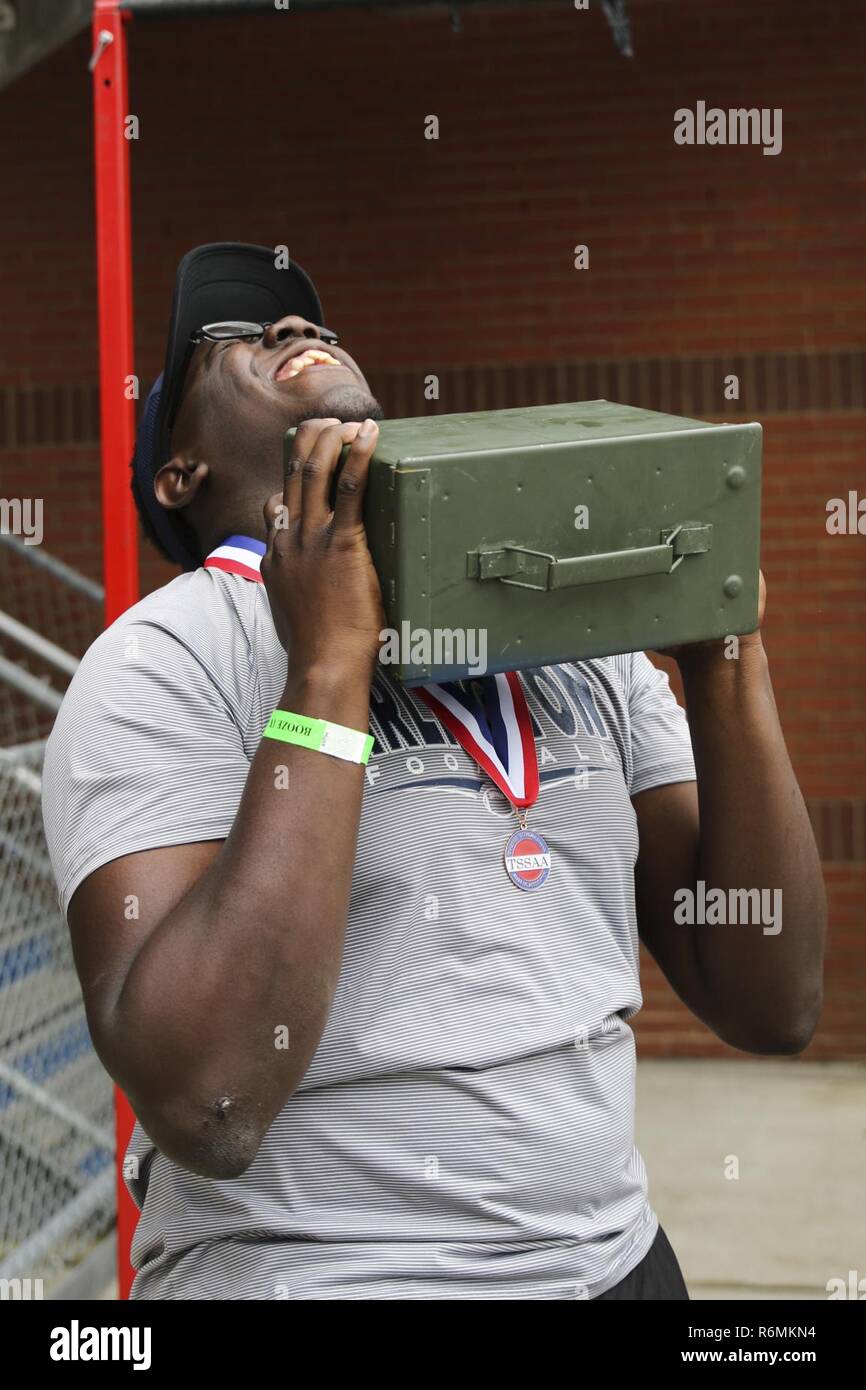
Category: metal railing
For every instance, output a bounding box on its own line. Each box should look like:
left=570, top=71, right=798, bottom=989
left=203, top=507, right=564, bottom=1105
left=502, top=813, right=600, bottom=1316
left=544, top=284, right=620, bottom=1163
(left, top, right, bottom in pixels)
left=0, top=534, right=115, bottom=1298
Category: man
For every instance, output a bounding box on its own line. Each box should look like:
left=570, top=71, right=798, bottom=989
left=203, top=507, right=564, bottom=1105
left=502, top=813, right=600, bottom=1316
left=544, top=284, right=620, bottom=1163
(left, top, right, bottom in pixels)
left=42, top=242, right=825, bottom=1300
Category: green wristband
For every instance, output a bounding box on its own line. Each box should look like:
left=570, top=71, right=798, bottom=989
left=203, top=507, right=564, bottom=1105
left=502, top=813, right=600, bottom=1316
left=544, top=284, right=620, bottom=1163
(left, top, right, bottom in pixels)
left=262, top=709, right=374, bottom=765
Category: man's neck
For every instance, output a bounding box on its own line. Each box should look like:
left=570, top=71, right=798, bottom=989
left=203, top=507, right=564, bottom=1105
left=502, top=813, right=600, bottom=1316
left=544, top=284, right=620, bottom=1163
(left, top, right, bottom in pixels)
left=199, top=512, right=269, bottom=557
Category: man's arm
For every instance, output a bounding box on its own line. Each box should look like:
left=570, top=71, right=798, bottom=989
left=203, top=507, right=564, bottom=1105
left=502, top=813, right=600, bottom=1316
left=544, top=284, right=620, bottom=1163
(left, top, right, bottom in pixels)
left=633, top=630, right=826, bottom=1055
left=67, top=419, right=384, bottom=1180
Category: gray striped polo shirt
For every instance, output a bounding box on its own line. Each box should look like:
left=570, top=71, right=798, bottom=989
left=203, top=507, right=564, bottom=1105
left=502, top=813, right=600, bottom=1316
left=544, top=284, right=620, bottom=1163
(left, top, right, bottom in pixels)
left=41, top=565, right=696, bottom=1300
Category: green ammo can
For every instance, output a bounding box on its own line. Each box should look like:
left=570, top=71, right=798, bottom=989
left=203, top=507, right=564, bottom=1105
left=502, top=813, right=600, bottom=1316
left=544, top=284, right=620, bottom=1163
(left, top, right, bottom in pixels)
left=284, top=400, right=762, bottom=684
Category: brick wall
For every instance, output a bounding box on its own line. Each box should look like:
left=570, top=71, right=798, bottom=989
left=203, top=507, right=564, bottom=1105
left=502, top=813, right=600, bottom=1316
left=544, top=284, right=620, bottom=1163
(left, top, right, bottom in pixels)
left=0, top=0, right=863, bottom=1055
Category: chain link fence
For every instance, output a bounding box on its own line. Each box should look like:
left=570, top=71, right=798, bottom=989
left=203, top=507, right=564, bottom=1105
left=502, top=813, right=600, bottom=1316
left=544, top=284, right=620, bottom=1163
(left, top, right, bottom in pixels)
left=0, top=534, right=116, bottom=1297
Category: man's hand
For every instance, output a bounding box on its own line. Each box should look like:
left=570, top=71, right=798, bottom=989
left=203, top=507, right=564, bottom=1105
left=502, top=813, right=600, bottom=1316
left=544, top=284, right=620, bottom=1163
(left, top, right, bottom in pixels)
left=657, top=570, right=767, bottom=665
left=262, top=417, right=385, bottom=680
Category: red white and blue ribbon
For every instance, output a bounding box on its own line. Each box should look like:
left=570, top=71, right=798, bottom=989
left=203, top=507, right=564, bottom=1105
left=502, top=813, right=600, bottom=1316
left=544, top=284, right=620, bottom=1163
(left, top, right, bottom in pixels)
left=415, top=671, right=540, bottom=810
left=204, top=534, right=266, bottom=584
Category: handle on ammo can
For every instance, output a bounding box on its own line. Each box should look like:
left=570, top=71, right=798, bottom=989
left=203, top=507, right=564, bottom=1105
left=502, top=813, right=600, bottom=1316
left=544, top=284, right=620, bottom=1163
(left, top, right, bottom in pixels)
left=468, top=523, right=713, bottom=591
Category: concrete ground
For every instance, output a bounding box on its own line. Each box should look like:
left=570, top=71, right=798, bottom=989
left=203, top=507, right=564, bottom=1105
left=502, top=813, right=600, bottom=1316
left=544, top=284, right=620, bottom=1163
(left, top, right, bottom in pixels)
left=636, top=1058, right=866, bottom=1300
left=91, top=1058, right=865, bottom=1301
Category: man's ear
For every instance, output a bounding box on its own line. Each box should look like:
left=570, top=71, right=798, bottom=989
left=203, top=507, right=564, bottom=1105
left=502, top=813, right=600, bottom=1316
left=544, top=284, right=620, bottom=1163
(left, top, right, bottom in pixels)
left=153, top=455, right=209, bottom=512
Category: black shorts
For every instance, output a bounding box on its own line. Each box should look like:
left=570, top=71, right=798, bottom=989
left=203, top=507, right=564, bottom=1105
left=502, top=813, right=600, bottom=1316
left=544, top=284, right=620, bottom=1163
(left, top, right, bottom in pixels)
left=595, top=1225, right=689, bottom=1300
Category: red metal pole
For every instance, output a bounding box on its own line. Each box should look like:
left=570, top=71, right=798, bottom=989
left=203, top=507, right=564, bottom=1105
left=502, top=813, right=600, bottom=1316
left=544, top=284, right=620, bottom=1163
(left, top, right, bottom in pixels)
left=90, top=0, right=139, bottom=1301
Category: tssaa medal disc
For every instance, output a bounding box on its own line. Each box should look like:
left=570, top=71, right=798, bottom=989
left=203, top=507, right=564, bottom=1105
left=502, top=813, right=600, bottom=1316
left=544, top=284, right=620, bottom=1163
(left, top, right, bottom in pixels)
left=504, top=827, right=552, bottom=892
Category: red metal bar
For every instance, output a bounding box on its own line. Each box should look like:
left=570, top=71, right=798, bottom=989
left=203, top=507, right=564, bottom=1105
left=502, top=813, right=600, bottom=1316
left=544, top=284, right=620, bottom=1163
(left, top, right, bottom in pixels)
left=90, top=0, right=139, bottom=1301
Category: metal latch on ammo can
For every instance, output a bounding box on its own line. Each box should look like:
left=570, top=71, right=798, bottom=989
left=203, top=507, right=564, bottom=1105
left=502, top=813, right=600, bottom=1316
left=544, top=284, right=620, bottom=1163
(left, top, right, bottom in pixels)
left=467, top=523, right=713, bottom=592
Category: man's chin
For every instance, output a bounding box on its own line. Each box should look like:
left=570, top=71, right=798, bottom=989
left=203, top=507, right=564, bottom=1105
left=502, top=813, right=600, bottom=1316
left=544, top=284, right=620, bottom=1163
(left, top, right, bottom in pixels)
left=291, top=387, right=384, bottom=427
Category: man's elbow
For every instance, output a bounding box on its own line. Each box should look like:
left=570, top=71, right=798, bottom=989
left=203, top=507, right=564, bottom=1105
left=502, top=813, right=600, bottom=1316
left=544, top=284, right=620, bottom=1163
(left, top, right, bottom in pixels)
left=722, top=990, right=823, bottom=1057
left=121, top=1085, right=271, bottom=1182
left=751, top=1020, right=817, bottom=1057
left=94, top=1025, right=286, bottom=1181
left=171, top=1135, right=261, bottom=1182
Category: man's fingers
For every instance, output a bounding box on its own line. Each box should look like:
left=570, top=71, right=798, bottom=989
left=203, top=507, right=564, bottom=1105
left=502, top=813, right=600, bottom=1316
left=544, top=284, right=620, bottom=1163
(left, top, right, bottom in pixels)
left=284, top=418, right=340, bottom=522
left=263, top=491, right=284, bottom=538
left=300, top=421, right=362, bottom=534
left=332, top=419, right=379, bottom=530
left=757, top=569, right=767, bottom=625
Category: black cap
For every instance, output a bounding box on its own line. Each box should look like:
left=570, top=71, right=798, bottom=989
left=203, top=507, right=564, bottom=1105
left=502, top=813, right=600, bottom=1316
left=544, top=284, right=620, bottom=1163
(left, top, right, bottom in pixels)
left=132, top=242, right=325, bottom=569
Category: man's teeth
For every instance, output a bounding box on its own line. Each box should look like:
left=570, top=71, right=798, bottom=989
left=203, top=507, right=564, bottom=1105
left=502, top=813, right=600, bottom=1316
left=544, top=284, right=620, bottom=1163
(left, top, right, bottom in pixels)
left=276, top=349, right=341, bottom=380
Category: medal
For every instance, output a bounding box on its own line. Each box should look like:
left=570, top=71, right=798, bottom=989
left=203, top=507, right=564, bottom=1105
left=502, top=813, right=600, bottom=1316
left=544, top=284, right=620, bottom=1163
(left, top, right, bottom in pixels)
left=416, top=672, right=552, bottom=890
left=504, top=817, right=552, bottom=893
